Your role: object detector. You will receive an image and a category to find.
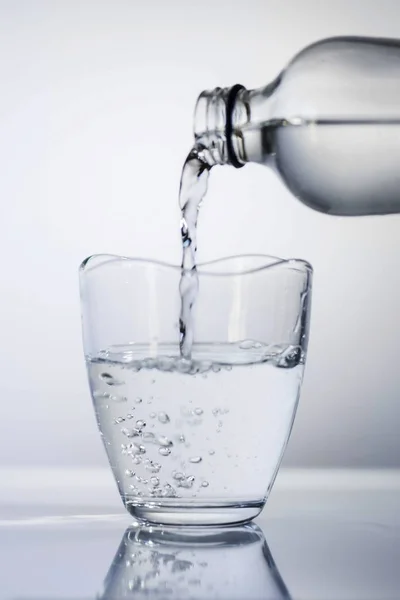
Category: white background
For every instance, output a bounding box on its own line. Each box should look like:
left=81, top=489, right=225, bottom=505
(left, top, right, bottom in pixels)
left=1, top=0, right=399, bottom=468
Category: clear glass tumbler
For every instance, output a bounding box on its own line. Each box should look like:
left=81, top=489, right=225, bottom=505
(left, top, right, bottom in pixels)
left=80, top=254, right=312, bottom=526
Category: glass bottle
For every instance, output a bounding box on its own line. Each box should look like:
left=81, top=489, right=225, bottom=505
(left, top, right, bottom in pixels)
left=194, top=36, right=400, bottom=216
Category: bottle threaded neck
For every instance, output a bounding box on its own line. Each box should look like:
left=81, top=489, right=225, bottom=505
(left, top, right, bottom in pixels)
left=194, top=85, right=246, bottom=168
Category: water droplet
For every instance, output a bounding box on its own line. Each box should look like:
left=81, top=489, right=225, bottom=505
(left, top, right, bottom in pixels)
left=172, top=471, right=185, bottom=481
left=212, top=408, right=219, bottom=416
left=158, top=412, right=170, bottom=424
left=189, top=456, right=202, bottom=464
left=150, top=476, right=160, bottom=487
left=126, top=413, right=134, bottom=419
left=150, top=412, right=156, bottom=418
left=136, top=420, right=146, bottom=429
left=132, top=455, right=142, bottom=465
left=99, top=372, right=124, bottom=386
left=114, top=417, right=125, bottom=424
left=212, top=364, right=221, bottom=373
left=194, top=408, right=203, bottom=416
left=178, top=434, right=185, bottom=443
left=159, top=446, right=171, bottom=456
left=208, top=449, right=215, bottom=455
left=129, top=485, right=139, bottom=493
left=201, top=481, right=209, bottom=488
left=145, top=461, right=161, bottom=473
left=125, top=469, right=135, bottom=477
left=225, top=365, right=232, bottom=371
left=157, top=435, right=173, bottom=447
left=135, top=398, right=142, bottom=404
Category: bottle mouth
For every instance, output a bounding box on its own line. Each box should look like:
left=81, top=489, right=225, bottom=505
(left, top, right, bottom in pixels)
left=225, top=84, right=245, bottom=169
left=193, top=85, right=245, bottom=168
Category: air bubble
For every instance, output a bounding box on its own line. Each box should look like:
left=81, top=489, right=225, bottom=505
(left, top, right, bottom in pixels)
left=136, top=420, right=146, bottom=429
left=194, top=408, right=203, bottom=416
left=128, top=443, right=146, bottom=456
left=177, top=476, right=195, bottom=489
left=178, top=434, right=185, bottom=443
left=99, top=372, right=124, bottom=386
left=135, top=475, right=148, bottom=484
left=145, top=461, right=161, bottom=473
left=201, top=481, right=209, bottom=488
left=172, top=471, right=185, bottom=481
left=189, top=456, right=202, bottom=464
left=159, top=446, right=171, bottom=456
left=110, top=393, right=127, bottom=403
left=135, top=398, right=142, bottom=404
left=114, top=417, right=125, bottom=424
left=150, top=476, right=160, bottom=487
left=142, top=431, right=156, bottom=443
left=162, top=483, right=177, bottom=497
left=150, top=412, right=156, bottom=419
left=132, top=456, right=142, bottom=465
left=121, top=428, right=139, bottom=438
left=158, top=412, right=170, bottom=424
left=208, top=449, right=215, bottom=455
left=157, top=435, right=173, bottom=447
left=126, top=413, right=134, bottom=419
left=125, top=469, right=135, bottom=477
left=239, top=339, right=256, bottom=350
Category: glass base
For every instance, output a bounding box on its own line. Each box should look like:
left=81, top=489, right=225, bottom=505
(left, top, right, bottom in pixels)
left=123, top=498, right=265, bottom=526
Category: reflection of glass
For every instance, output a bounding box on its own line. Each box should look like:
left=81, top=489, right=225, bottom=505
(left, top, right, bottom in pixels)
left=99, top=523, right=291, bottom=600
left=80, top=255, right=312, bottom=525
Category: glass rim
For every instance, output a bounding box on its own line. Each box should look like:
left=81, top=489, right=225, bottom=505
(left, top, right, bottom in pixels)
left=80, top=253, right=313, bottom=277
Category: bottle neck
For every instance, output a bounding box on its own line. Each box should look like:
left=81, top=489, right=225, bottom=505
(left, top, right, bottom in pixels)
left=194, top=85, right=249, bottom=168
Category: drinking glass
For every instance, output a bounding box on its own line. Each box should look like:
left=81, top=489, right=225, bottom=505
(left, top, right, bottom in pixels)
left=80, top=254, right=312, bottom=525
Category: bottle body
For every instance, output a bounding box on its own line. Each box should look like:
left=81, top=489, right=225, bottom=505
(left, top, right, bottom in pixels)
left=194, top=36, right=400, bottom=216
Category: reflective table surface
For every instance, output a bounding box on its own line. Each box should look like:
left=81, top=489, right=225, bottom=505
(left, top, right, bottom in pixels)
left=1, top=468, right=399, bottom=599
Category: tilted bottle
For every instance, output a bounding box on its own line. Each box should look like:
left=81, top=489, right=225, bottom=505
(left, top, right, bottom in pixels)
left=194, top=36, right=400, bottom=216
